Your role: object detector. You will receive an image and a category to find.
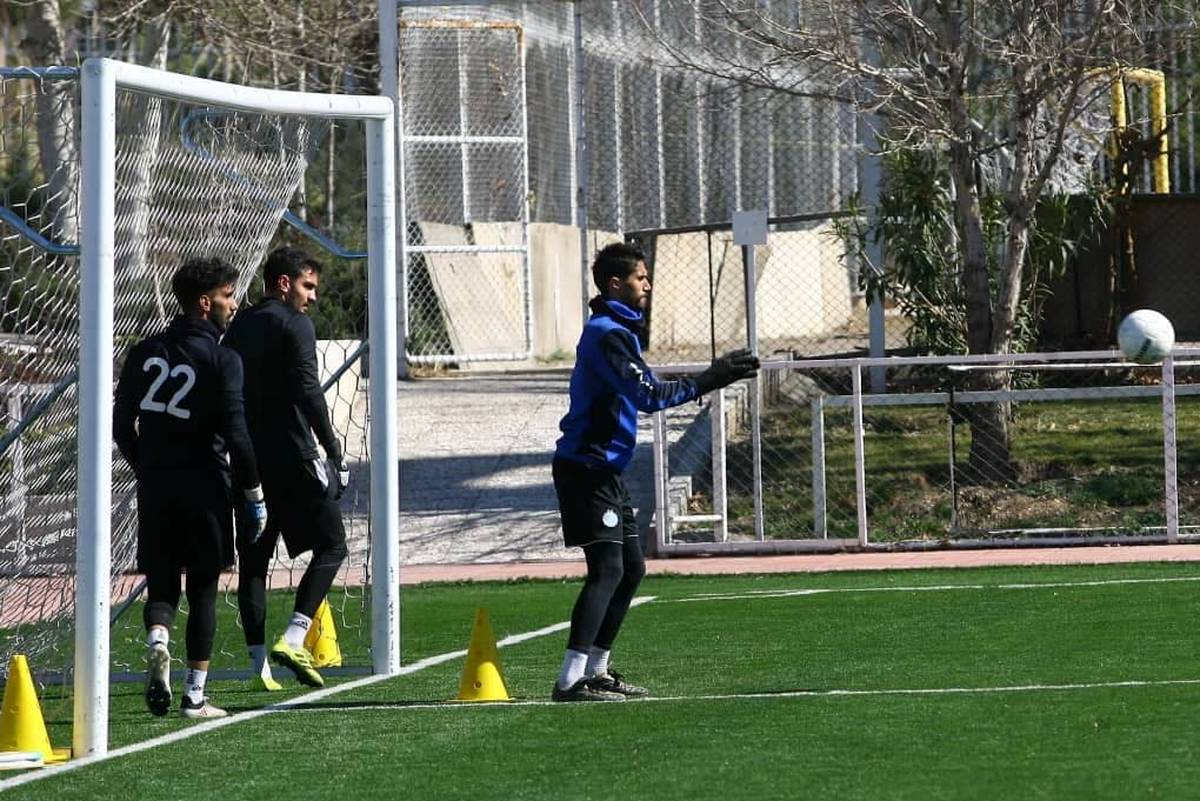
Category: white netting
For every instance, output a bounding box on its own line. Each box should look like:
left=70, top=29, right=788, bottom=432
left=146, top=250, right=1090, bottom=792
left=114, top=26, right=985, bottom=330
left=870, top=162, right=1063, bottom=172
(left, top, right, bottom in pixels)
left=0, top=69, right=375, bottom=682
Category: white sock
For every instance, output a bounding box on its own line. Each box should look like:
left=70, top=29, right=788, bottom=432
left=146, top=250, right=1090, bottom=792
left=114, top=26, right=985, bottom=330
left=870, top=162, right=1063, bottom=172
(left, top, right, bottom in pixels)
left=284, top=612, right=312, bottom=649
left=556, top=649, right=589, bottom=690
left=146, top=626, right=169, bottom=649
left=586, top=647, right=611, bottom=678
left=184, top=668, right=207, bottom=704
left=248, top=644, right=271, bottom=678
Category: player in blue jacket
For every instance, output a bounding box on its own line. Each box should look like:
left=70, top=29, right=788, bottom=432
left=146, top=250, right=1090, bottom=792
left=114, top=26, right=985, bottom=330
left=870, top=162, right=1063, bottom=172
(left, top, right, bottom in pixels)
left=551, top=241, right=759, bottom=702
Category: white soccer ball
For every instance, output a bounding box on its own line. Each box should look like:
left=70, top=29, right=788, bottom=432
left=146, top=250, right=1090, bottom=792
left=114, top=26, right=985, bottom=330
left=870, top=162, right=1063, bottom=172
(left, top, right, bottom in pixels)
left=1117, top=309, right=1175, bottom=364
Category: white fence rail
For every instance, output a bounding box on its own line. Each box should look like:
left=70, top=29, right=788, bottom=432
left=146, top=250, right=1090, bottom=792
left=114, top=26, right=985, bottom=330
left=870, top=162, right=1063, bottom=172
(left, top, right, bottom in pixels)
left=651, top=350, right=1200, bottom=556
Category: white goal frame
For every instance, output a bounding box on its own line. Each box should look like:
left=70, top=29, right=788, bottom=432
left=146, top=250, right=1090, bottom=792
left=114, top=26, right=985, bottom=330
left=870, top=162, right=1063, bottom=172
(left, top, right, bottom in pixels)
left=76, top=58, right=400, bottom=757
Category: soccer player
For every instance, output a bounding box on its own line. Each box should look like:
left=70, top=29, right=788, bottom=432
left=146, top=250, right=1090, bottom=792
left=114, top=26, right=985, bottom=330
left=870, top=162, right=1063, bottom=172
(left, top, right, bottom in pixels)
left=551, top=242, right=759, bottom=701
left=114, top=257, right=267, bottom=720
left=224, top=246, right=349, bottom=690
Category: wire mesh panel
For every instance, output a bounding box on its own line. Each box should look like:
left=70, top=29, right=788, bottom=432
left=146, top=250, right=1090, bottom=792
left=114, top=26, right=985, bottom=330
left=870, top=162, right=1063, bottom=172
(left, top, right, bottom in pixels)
left=398, top=21, right=532, bottom=365
left=652, top=353, right=1197, bottom=553
left=630, top=214, right=901, bottom=365
left=0, top=69, right=384, bottom=691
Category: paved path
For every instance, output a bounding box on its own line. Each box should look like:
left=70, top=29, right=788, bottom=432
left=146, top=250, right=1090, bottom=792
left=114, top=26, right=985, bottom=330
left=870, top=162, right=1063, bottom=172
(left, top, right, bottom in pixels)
left=397, top=370, right=578, bottom=565
left=399, top=544, right=1200, bottom=583
left=393, top=372, right=1200, bottom=578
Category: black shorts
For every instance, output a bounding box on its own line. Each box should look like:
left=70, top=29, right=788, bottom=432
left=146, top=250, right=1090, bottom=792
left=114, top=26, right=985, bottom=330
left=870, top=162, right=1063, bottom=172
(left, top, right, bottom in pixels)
left=240, top=458, right=346, bottom=559
left=552, top=457, right=638, bottom=548
left=136, top=470, right=234, bottom=577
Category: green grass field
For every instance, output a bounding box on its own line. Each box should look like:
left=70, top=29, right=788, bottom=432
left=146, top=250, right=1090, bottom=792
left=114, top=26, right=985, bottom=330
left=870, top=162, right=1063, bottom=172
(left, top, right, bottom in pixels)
left=6, top=561, right=1200, bottom=799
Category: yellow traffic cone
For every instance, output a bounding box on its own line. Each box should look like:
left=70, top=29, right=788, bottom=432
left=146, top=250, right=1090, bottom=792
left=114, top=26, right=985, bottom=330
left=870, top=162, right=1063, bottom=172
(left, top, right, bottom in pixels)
left=303, top=600, right=342, bottom=668
left=0, top=655, right=68, bottom=766
left=455, top=608, right=512, bottom=702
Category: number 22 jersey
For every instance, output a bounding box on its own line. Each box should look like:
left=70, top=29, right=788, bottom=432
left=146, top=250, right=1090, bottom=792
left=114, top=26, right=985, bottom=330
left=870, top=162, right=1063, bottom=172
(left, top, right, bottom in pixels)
left=113, top=315, right=259, bottom=490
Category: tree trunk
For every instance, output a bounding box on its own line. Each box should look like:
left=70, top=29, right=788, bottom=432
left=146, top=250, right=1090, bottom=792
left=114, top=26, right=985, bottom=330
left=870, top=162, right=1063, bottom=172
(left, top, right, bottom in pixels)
left=947, top=140, right=1017, bottom=483
left=22, top=0, right=77, bottom=245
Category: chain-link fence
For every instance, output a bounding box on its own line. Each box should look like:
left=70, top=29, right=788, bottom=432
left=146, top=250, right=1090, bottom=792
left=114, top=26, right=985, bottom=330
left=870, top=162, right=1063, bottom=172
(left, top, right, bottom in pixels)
left=626, top=213, right=908, bottom=365
left=392, top=1, right=863, bottom=366
left=653, top=351, right=1200, bottom=553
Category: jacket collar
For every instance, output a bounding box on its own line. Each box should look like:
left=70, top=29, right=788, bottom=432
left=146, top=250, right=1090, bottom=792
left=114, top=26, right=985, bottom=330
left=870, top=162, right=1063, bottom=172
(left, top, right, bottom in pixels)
left=168, top=314, right=221, bottom=342
left=589, top=296, right=644, bottom=331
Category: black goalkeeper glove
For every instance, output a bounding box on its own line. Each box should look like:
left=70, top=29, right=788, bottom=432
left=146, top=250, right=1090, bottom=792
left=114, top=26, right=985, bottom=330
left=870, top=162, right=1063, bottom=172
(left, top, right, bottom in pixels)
left=331, top=458, right=350, bottom=501
left=693, top=348, right=761, bottom=394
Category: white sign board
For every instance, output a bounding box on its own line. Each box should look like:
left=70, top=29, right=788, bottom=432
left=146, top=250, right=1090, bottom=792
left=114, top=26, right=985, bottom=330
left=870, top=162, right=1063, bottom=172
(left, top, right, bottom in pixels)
left=732, top=210, right=768, bottom=246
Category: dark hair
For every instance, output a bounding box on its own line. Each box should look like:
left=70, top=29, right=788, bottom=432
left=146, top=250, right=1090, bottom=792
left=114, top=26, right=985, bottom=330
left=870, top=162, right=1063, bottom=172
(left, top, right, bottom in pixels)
left=263, top=246, right=322, bottom=292
left=171, top=257, right=239, bottom=309
left=591, top=242, right=646, bottom=294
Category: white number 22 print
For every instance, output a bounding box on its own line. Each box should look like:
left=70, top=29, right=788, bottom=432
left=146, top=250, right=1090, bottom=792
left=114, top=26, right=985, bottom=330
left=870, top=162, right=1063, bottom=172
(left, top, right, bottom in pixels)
left=138, top=356, right=196, bottom=420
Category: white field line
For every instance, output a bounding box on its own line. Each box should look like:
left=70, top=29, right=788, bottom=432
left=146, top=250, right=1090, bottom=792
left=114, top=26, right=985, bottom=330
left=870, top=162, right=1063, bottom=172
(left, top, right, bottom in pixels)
left=0, top=597, right=654, bottom=792
left=664, top=574, right=1200, bottom=604
left=277, top=676, right=1200, bottom=714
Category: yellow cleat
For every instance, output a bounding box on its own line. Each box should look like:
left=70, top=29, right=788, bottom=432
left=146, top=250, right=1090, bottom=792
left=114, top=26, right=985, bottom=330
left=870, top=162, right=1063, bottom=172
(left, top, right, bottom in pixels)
left=269, top=636, right=324, bottom=688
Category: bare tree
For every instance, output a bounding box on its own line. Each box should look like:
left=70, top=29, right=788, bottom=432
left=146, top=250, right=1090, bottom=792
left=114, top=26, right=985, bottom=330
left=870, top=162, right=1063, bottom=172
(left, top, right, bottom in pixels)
left=644, top=0, right=1196, bottom=480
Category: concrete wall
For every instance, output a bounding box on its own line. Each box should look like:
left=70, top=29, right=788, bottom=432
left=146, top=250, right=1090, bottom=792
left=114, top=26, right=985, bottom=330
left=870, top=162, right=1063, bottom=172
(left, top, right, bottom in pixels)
left=411, top=219, right=853, bottom=363
left=641, top=222, right=854, bottom=358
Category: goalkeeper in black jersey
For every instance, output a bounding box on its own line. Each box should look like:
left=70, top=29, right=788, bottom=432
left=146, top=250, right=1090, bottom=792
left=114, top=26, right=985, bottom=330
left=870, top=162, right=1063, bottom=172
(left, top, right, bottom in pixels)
left=223, top=247, right=349, bottom=689
left=114, top=257, right=267, bottom=720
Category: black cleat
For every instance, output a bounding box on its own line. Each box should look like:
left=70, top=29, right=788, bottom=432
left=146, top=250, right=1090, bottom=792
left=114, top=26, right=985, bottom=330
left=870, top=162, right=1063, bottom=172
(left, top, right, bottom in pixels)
left=589, top=669, right=649, bottom=698
left=550, top=677, right=625, bottom=702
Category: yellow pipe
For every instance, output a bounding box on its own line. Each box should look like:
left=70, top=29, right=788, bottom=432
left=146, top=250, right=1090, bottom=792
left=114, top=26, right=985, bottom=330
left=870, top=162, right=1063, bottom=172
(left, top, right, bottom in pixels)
left=1119, top=68, right=1170, bottom=193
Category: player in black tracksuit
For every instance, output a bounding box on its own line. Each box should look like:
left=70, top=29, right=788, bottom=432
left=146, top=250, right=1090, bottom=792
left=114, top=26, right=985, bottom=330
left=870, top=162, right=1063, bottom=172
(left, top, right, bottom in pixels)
left=223, top=246, right=348, bottom=689
left=550, top=242, right=759, bottom=702
left=114, top=257, right=266, bottom=719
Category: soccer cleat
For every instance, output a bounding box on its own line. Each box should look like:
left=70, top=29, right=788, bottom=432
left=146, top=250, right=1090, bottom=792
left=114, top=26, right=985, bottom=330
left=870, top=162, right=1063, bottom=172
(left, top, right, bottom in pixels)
left=550, top=678, right=625, bottom=703
left=144, top=643, right=172, bottom=717
left=180, top=696, right=228, bottom=719
left=588, top=669, right=649, bottom=698
left=249, top=674, right=283, bottom=692
left=270, top=636, right=324, bottom=687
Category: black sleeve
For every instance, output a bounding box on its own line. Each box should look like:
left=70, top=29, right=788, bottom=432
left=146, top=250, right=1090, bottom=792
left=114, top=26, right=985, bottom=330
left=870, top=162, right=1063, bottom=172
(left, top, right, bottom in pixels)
left=286, top=314, right=344, bottom=464
left=216, top=349, right=260, bottom=490
left=112, top=344, right=143, bottom=469
left=596, top=329, right=700, bottom=413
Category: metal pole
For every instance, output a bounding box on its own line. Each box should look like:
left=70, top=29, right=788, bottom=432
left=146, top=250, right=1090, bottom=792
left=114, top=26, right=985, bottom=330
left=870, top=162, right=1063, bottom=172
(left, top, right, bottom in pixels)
left=744, top=243, right=764, bottom=540
left=379, top=0, right=408, bottom=378
left=573, top=2, right=591, bottom=318
left=1162, top=354, right=1179, bottom=544
left=367, top=113, right=401, bottom=673
left=852, top=362, right=869, bottom=546
left=711, top=388, right=729, bottom=542
left=652, top=410, right=671, bottom=550
left=811, top=395, right=827, bottom=538
left=76, top=56, right=116, bottom=758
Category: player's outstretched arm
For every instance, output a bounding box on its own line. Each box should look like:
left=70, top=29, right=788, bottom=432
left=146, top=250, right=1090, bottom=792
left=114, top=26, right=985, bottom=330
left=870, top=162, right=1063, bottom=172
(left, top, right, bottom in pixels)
left=598, top=329, right=700, bottom=413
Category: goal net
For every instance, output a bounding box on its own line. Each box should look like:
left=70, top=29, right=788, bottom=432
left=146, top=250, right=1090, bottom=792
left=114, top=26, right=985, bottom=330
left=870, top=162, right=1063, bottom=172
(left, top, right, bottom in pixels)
left=0, top=61, right=398, bottom=755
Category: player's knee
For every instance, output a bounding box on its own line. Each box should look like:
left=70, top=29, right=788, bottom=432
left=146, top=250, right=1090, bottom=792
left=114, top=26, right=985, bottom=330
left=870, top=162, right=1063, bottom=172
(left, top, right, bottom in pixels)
left=314, top=540, right=347, bottom=569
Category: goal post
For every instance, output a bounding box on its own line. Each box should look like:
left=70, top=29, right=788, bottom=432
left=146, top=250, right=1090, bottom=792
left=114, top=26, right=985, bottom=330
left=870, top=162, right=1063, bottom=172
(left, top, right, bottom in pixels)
left=74, top=58, right=400, bottom=757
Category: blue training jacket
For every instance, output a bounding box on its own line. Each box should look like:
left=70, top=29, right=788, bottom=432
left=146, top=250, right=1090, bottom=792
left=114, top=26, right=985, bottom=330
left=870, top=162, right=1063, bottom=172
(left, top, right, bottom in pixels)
left=555, top=297, right=701, bottom=473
